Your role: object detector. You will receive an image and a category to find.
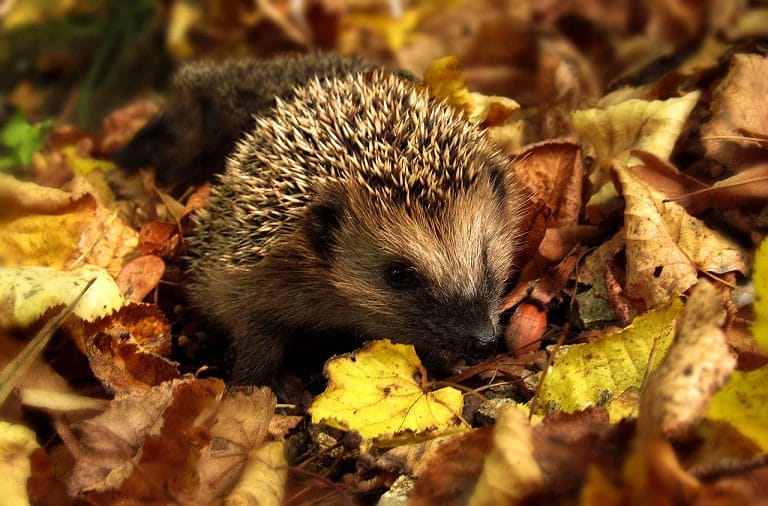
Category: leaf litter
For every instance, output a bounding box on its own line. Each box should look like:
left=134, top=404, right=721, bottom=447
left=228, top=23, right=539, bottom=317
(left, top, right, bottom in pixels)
left=1, top=2, right=768, bottom=504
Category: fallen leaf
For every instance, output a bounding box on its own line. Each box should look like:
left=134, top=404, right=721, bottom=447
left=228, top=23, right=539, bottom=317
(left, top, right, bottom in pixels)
left=71, top=303, right=177, bottom=395
left=573, top=91, right=700, bottom=174
left=0, top=174, right=138, bottom=276
left=0, top=421, right=40, bottom=505
left=0, top=265, right=125, bottom=328
left=513, top=139, right=583, bottom=227
left=224, top=440, right=287, bottom=506
left=537, top=297, right=683, bottom=417
left=308, top=339, right=467, bottom=448
left=469, top=405, right=543, bottom=505
left=702, top=53, right=768, bottom=165
left=200, top=387, right=277, bottom=503
left=68, top=378, right=276, bottom=503
left=753, top=239, right=768, bottom=351
left=115, top=255, right=165, bottom=302
left=409, top=427, right=494, bottom=506
left=423, top=55, right=521, bottom=130
left=706, top=367, right=768, bottom=451
left=137, top=221, right=181, bottom=258
left=583, top=163, right=749, bottom=308
left=639, top=280, right=736, bottom=440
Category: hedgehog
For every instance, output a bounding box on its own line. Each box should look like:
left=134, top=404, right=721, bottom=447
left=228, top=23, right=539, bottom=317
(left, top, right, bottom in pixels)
left=166, top=57, right=528, bottom=385
left=114, top=54, right=370, bottom=186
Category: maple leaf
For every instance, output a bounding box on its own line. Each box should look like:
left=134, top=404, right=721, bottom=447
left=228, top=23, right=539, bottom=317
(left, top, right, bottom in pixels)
left=309, top=339, right=467, bottom=448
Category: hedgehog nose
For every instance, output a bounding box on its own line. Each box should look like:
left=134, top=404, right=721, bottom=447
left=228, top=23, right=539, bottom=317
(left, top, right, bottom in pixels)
left=468, top=325, right=498, bottom=356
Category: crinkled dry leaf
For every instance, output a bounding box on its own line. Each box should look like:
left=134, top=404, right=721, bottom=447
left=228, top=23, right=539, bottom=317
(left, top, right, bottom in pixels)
left=639, top=281, right=736, bottom=440
left=70, top=378, right=276, bottom=503
left=513, top=139, right=583, bottom=227
left=0, top=421, right=40, bottom=505
left=0, top=174, right=137, bottom=276
left=0, top=265, right=125, bottom=328
left=538, top=297, right=683, bottom=417
left=308, top=339, right=466, bottom=448
left=573, top=91, right=700, bottom=174
left=409, top=427, right=493, bottom=506
left=71, top=303, right=178, bottom=395
left=583, top=163, right=749, bottom=308
left=469, top=405, right=543, bottom=506
left=199, top=387, right=277, bottom=503
left=69, top=380, right=181, bottom=495
left=224, top=440, right=287, bottom=506
left=702, top=53, right=768, bottom=165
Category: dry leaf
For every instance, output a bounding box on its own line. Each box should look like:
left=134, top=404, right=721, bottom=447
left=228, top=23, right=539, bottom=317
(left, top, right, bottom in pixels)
left=224, top=441, right=287, bottom=506
left=71, top=303, right=178, bottom=395
left=409, top=427, right=494, bottom=506
left=702, top=53, right=768, bottom=165
left=639, top=280, right=736, bottom=440
left=469, top=405, right=543, bottom=506
left=512, top=139, right=583, bottom=227
left=115, top=255, right=165, bottom=302
left=0, top=421, right=40, bottom=505
left=0, top=174, right=137, bottom=276
left=0, top=265, right=125, bottom=328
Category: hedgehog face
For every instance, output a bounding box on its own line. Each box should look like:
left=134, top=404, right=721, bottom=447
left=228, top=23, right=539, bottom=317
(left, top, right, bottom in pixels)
left=314, top=172, right=521, bottom=369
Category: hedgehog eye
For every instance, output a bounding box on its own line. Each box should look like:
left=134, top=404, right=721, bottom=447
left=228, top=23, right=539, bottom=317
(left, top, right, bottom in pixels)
left=384, top=261, right=419, bottom=289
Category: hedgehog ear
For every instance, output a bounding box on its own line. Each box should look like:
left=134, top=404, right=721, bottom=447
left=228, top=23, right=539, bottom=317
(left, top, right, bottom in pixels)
left=307, top=201, right=342, bottom=260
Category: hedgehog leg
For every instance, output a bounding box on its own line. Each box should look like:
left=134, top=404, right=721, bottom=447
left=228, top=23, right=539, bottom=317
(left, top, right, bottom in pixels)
left=229, top=329, right=286, bottom=385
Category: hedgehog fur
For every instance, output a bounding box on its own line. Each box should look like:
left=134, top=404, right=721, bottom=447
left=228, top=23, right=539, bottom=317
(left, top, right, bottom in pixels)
left=114, top=54, right=369, bottom=186
left=181, top=64, right=527, bottom=385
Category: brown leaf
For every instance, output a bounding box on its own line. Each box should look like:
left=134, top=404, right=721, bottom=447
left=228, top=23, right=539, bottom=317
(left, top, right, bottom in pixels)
left=513, top=139, right=584, bottom=227
left=409, top=427, right=494, bottom=506
left=67, top=378, right=277, bottom=504
left=702, top=53, right=768, bottom=166
left=70, top=303, right=178, bottom=395
left=137, top=222, right=182, bottom=259
left=470, top=405, right=543, bottom=505
left=116, top=255, right=165, bottom=302
left=639, top=280, right=736, bottom=441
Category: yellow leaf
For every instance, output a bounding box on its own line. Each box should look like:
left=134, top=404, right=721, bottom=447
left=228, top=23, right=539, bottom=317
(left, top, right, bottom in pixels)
left=706, top=367, right=768, bottom=450
left=0, top=174, right=137, bottom=276
left=573, top=91, right=700, bottom=174
left=62, top=146, right=115, bottom=175
left=423, top=57, right=521, bottom=128
left=0, top=421, right=40, bottom=506
left=423, top=56, right=475, bottom=117
left=470, top=405, right=543, bottom=506
left=537, top=297, right=683, bottom=417
left=753, top=239, right=768, bottom=350
left=225, top=441, right=287, bottom=506
left=309, top=339, right=466, bottom=448
left=0, top=265, right=125, bottom=327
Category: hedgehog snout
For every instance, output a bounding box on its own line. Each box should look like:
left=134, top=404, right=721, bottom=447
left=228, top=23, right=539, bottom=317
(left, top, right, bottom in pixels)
left=466, top=323, right=498, bottom=357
